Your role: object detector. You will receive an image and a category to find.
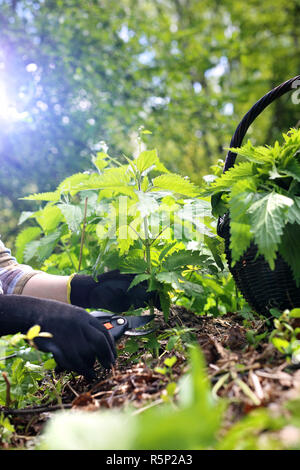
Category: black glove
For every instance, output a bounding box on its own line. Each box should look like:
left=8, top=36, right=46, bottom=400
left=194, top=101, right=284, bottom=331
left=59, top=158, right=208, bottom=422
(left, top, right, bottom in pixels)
left=70, top=270, right=160, bottom=313
left=0, top=294, right=116, bottom=380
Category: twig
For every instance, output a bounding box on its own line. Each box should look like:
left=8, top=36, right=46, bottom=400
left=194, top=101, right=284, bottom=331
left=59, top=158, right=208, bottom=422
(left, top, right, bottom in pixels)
left=78, top=196, right=88, bottom=272
left=0, top=353, right=17, bottom=361
left=212, top=372, right=230, bottom=398
left=92, top=390, right=114, bottom=398
left=66, top=382, right=79, bottom=398
left=132, top=398, right=163, bottom=415
left=235, top=378, right=261, bottom=406
left=249, top=370, right=264, bottom=401
left=0, top=403, right=72, bottom=416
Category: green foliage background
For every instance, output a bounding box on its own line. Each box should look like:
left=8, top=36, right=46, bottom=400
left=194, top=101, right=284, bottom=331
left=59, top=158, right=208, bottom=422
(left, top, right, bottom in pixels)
left=0, top=0, right=299, bottom=243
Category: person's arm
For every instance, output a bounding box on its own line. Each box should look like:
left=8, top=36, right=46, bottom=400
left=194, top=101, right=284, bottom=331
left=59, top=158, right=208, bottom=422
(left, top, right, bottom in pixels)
left=0, top=239, right=69, bottom=302
left=22, top=270, right=161, bottom=313
left=22, top=273, right=69, bottom=303
left=0, top=240, right=160, bottom=312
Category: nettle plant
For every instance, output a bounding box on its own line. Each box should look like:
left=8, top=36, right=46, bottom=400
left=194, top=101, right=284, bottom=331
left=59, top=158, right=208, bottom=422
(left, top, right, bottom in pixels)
left=17, top=140, right=224, bottom=319
left=206, top=128, right=300, bottom=286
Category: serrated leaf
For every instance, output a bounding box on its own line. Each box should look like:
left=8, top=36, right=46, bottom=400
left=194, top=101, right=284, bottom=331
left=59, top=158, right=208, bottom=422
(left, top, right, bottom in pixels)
left=152, top=174, right=200, bottom=197
left=159, top=288, right=171, bottom=321
left=156, top=271, right=182, bottom=287
left=229, top=141, right=274, bottom=164
left=15, top=226, right=42, bottom=263
left=210, top=162, right=255, bottom=193
left=37, top=231, right=62, bottom=261
left=128, top=274, right=150, bottom=290
left=57, top=172, right=92, bottom=194
left=92, top=152, right=109, bottom=171
left=248, top=192, right=293, bottom=269
left=119, top=257, right=148, bottom=274
left=24, top=230, right=62, bottom=263
left=135, top=149, right=158, bottom=173
left=158, top=242, right=178, bottom=261
left=21, top=191, right=60, bottom=202
left=18, top=211, right=34, bottom=225
left=229, top=178, right=257, bottom=263
left=181, top=279, right=204, bottom=295
left=70, top=168, right=135, bottom=197
left=135, top=191, right=159, bottom=218
left=35, top=205, right=64, bottom=234
left=278, top=223, right=300, bottom=287
left=23, top=240, right=40, bottom=263
left=162, top=250, right=209, bottom=271
left=287, top=197, right=300, bottom=224
left=204, top=236, right=224, bottom=270
left=281, top=159, right=300, bottom=182
left=58, top=203, right=83, bottom=232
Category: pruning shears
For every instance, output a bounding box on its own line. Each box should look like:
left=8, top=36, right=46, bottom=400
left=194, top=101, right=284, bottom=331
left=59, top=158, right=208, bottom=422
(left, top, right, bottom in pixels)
left=90, top=311, right=156, bottom=340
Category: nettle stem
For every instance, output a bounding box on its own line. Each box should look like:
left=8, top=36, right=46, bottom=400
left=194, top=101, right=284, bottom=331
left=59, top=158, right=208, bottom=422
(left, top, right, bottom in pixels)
left=143, top=216, right=154, bottom=315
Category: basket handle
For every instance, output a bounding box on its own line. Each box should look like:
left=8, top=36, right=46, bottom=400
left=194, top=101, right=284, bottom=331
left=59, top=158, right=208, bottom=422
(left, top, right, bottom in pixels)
left=223, top=74, right=300, bottom=173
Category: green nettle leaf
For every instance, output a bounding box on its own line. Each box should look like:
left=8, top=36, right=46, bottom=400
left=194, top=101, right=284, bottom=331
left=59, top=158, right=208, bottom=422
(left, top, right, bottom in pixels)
left=229, top=179, right=257, bottom=263
left=204, top=236, right=224, bottom=270
left=287, top=196, right=300, bottom=224
left=37, top=231, right=63, bottom=261
left=210, top=162, right=256, bottom=193
left=248, top=192, right=293, bottom=269
left=128, top=273, right=150, bottom=290
left=156, top=271, right=183, bottom=287
left=162, top=250, right=209, bottom=271
left=181, top=280, right=204, bottom=295
left=58, top=204, right=83, bottom=232
left=230, top=141, right=274, bottom=165
left=15, top=227, right=42, bottom=263
left=35, top=205, right=64, bottom=234
left=135, top=149, right=169, bottom=174
left=210, top=192, right=228, bottom=217
left=135, top=191, right=160, bottom=218
left=18, top=211, right=35, bottom=225
left=24, top=230, right=62, bottom=263
left=159, top=288, right=171, bottom=321
left=92, top=152, right=109, bottom=172
left=158, top=242, right=178, bottom=261
left=280, top=159, right=300, bottom=182
left=59, top=169, right=136, bottom=197
left=57, top=172, right=92, bottom=195
left=278, top=224, right=300, bottom=287
left=21, top=191, right=60, bottom=202
left=23, top=240, right=40, bottom=263
left=152, top=174, right=201, bottom=197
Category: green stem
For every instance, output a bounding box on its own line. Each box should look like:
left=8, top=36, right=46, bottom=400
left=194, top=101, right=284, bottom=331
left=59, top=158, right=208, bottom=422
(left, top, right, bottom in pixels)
left=61, top=240, right=77, bottom=272
left=78, top=196, right=88, bottom=272
left=143, top=216, right=154, bottom=315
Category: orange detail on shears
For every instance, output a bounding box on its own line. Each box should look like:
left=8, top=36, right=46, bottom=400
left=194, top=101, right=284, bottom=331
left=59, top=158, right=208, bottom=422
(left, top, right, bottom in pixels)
left=103, top=322, right=114, bottom=330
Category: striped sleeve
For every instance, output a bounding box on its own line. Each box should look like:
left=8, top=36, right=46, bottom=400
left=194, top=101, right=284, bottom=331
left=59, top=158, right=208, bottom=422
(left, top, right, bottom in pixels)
left=0, top=240, right=41, bottom=295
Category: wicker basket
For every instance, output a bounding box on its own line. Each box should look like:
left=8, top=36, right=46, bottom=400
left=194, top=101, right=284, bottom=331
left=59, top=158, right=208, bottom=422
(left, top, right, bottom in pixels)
left=217, top=75, right=300, bottom=316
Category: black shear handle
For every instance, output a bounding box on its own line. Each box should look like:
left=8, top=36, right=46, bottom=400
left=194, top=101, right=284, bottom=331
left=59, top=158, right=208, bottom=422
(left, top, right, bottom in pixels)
left=90, top=311, right=128, bottom=340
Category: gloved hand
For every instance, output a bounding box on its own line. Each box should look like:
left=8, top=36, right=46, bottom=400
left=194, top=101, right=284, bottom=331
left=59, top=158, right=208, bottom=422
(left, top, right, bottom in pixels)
left=69, top=270, right=160, bottom=313
left=0, top=294, right=116, bottom=380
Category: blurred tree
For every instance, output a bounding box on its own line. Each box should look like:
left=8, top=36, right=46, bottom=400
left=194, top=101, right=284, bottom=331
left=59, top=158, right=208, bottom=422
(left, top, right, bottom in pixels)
left=0, top=0, right=299, bottom=243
